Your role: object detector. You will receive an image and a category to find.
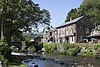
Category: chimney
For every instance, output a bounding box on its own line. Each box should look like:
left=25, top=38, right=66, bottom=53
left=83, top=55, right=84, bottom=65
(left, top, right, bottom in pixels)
left=70, top=18, right=72, bottom=21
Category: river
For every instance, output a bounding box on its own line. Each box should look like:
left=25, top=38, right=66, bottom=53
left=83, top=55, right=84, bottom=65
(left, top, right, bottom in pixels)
left=22, top=53, right=100, bottom=67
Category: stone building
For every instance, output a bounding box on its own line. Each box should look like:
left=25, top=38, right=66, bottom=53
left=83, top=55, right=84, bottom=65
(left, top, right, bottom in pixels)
left=86, top=25, right=100, bottom=43
left=43, top=16, right=94, bottom=43
left=42, top=26, right=54, bottom=42
left=91, top=25, right=100, bottom=35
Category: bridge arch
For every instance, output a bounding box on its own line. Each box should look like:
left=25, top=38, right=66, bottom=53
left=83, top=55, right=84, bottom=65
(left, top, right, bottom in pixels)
left=10, top=42, right=22, bottom=51
left=10, top=41, right=43, bottom=51
left=25, top=41, right=43, bottom=51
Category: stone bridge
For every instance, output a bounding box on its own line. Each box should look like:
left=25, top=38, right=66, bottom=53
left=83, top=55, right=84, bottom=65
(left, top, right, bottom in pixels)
left=10, top=41, right=43, bottom=51
left=25, top=41, right=43, bottom=51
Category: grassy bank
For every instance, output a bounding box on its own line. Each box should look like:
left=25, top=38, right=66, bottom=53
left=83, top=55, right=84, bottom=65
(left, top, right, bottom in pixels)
left=8, top=64, right=27, bottom=67
left=43, top=43, right=100, bottom=59
left=8, top=56, right=28, bottom=67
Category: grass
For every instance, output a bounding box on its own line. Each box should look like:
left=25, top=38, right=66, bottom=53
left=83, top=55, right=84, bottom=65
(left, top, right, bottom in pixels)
left=7, top=59, right=28, bottom=67
left=8, top=64, right=28, bottom=67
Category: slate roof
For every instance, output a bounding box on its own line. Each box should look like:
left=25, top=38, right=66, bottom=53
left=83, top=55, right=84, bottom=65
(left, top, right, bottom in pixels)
left=86, top=34, right=100, bottom=38
left=56, top=16, right=84, bottom=28
left=95, top=25, right=100, bottom=29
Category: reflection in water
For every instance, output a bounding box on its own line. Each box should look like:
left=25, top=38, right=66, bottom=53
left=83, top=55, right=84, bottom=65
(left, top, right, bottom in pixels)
left=22, top=53, right=100, bottom=67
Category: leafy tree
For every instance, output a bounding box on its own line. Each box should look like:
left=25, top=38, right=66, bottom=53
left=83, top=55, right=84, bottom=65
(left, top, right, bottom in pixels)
left=65, top=0, right=100, bottom=26
left=78, top=0, right=100, bottom=25
left=0, top=40, right=11, bottom=67
left=65, top=8, right=79, bottom=22
left=0, top=0, right=50, bottom=66
left=0, top=0, right=51, bottom=42
left=22, top=34, right=31, bottom=41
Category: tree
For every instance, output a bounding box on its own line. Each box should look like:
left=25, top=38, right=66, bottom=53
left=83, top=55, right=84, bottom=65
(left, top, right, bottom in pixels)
left=65, top=0, right=100, bottom=26
left=0, top=0, right=51, bottom=42
left=78, top=0, right=100, bottom=26
left=65, top=8, right=79, bottom=22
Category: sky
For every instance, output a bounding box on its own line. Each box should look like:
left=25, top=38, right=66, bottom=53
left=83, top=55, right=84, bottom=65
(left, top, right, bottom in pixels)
left=32, top=0, right=83, bottom=31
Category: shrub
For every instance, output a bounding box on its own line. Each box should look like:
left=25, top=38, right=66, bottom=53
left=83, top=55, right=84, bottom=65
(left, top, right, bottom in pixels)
left=43, top=43, right=100, bottom=58
left=65, top=47, right=80, bottom=56
left=0, top=45, right=12, bottom=59
left=78, top=51, right=96, bottom=58
left=78, top=47, right=97, bottom=58
left=0, top=40, right=12, bottom=67
left=0, top=55, right=9, bottom=67
left=43, top=43, right=56, bottom=53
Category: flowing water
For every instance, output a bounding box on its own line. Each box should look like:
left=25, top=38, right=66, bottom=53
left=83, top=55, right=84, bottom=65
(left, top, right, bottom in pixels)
left=22, top=53, right=100, bottom=67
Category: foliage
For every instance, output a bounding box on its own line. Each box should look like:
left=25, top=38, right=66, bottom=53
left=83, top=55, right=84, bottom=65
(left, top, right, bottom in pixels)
left=22, top=34, right=31, bottom=41
left=43, top=42, right=100, bottom=59
left=0, top=41, right=12, bottom=58
left=0, top=40, right=12, bottom=67
left=65, top=0, right=100, bottom=25
left=76, top=43, right=100, bottom=58
left=65, top=48, right=80, bottom=56
left=27, top=46, right=36, bottom=52
left=8, top=64, right=28, bottom=67
left=10, top=46, right=19, bottom=52
left=78, top=51, right=96, bottom=58
left=65, top=8, right=79, bottom=22
left=0, top=0, right=51, bottom=42
left=43, top=43, right=56, bottom=53
left=78, top=0, right=100, bottom=25
left=0, top=55, right=9, bottom=67
left=64, top=44, right=80, bottom=56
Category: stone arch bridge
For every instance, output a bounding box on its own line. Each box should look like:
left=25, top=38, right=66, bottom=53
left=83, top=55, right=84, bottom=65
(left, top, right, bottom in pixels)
left=10, top=41, right=43, bottom=51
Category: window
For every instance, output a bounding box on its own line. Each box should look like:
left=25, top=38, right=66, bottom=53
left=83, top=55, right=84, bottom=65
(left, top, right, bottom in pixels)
left=45, top=31, right=48, bottom=33
left=86, top=28, right=89, bottom=34
left=72, top=36, right=73, bottom=41
left=47, top=27, right=50, bottom=30
left=50, top=32, right=52, bottom=36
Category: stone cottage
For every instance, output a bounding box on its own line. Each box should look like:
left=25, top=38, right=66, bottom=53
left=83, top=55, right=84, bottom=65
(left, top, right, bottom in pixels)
left=42, top=16, right=94, bottom=43
left=86, top=25, right=100, bottom=43
left=42, top=26, right=54, bottom=42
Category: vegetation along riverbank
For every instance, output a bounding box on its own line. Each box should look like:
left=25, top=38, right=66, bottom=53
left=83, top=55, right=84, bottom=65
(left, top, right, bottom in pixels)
left=43, top=43, right=100, bottom=59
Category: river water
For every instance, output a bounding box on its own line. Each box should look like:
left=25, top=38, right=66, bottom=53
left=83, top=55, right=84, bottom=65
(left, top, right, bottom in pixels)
left=22, top=53, right=100, bottom=67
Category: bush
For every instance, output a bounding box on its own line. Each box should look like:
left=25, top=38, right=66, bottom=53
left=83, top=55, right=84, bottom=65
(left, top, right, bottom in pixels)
left=78, top=46, right=97, bottom=58
left=78, top=51, right=96, bottom=58
left=43, top=42, right=100, bottom=59
left=43, top=43, right=56, bottom=53
left=0, top=40, right=12, bottom=67
left=0, top=42, right=12, bottom=59
left=65, top=47, right=80, bottom=56
left=0, top=55, right=9, bottom=67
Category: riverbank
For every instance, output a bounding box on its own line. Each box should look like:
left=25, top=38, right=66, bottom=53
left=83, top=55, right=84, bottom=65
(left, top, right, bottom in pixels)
left=22, top=53, right=100, bottom=67
left=7, top=55, right=28, bottom=67
left=8, top=64, right=27, bottom=67
left=43, top=43, right=100, bottom=59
